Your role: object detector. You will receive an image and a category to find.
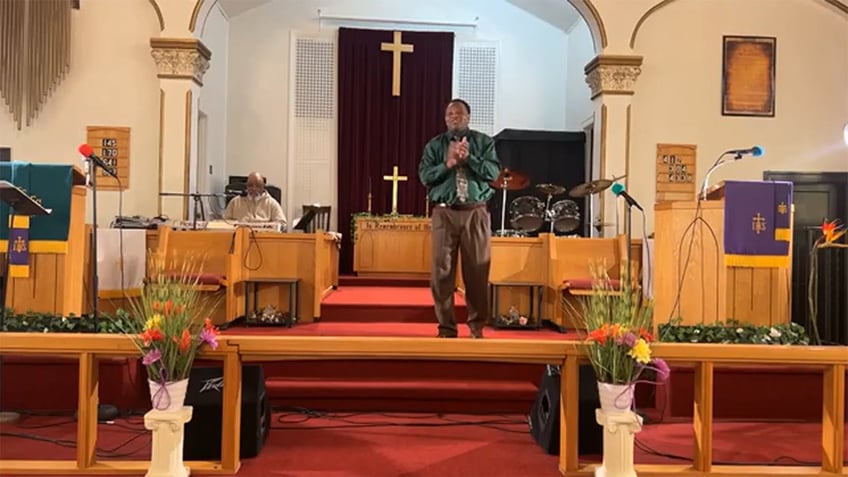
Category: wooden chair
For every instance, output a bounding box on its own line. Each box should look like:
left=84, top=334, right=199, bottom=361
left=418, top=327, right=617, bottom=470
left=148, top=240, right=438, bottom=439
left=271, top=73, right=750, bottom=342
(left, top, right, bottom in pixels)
left=155, top=226, right=235, bottom=325
left=550, top=235, right=641, bottom=330
left=301, top=205, right=332, bottom=232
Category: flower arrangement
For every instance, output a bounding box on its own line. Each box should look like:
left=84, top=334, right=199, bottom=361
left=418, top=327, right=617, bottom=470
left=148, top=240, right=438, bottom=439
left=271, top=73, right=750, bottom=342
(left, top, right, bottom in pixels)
left=575, top=264, right=669, bottom=410
left=123, top=254, right=220, bottom=410
left=808, top=219, right=847, bottom=345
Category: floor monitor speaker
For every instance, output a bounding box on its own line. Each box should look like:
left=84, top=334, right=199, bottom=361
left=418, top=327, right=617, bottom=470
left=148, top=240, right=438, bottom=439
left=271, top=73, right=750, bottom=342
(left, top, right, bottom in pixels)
left=183, top=365, right=271, bottom=460
left=528, top=364, right=602, bottom=455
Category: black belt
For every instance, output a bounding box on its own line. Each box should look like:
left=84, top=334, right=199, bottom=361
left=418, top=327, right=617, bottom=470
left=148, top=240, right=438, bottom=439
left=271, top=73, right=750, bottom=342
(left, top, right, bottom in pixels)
left=434, top=202, right=486, bottom=211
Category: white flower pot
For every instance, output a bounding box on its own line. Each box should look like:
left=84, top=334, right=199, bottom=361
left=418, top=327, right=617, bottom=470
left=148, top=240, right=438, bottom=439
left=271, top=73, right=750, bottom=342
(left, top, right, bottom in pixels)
left=597, top=382, right=634, bottom=412
left=148, top=378, right=189, bottom=412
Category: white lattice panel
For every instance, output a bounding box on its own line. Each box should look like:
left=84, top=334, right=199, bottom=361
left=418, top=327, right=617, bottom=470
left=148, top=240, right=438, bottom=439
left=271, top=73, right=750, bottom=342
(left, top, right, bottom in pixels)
left=289, top=33, right=337, bottom=230
left=455, top=42, right=498, bottom=135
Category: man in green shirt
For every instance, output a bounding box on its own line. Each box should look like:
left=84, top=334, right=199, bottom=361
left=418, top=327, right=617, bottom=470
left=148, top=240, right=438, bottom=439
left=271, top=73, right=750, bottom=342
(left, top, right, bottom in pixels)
left=418, top=99, right=501, bottom=338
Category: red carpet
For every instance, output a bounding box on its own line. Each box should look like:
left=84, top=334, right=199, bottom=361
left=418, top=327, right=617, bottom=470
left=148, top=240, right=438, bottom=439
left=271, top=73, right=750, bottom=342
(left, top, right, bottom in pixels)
left=320, top=286, right=467, bottom=323
left=1, top=414, right=844, bottom=476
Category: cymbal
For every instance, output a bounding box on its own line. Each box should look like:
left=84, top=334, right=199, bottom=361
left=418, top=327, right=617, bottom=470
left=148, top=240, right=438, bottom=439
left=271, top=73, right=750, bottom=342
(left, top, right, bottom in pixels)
left=490, top=167, right=529, bottom=191
left=569, top=175, right=626, bottom=198
left=536, top=183, right=566, bottom=196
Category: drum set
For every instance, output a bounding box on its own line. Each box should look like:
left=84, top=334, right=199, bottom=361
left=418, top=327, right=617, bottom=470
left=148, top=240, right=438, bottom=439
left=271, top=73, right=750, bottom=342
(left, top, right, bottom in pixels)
left=490, top=167, right=620, bottom=237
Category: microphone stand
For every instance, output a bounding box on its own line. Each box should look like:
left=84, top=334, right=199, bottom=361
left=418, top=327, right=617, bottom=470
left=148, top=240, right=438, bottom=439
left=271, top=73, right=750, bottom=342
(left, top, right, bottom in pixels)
left=0, top=181, right=51, bottom=423
left=86, top=159, right=100, bottom=332
left=623, top=200, right=632, bottom=290
left=700, top=151, right=738, bottom=200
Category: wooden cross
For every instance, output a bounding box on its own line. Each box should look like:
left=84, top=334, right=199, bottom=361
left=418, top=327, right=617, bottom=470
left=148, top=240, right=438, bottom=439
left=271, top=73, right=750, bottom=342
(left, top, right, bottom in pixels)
left=382, top=166, right=408, bottom=215
left=380, top=31, right=414, bottom=97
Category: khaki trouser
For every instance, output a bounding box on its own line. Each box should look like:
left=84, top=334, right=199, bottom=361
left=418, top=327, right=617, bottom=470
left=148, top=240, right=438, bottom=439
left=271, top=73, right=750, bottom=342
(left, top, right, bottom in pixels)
left=430, top=203, right=491, bottom=336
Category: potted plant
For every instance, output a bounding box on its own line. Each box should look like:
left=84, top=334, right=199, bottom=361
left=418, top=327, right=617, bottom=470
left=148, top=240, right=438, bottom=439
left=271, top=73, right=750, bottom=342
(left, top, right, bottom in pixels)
left=124, top=254, right=220, bottom=411
left=578, top=265, right=669, bottom=411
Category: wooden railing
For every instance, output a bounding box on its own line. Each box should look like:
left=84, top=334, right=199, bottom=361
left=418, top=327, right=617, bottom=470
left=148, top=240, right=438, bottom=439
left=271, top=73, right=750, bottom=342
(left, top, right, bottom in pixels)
left=0, top=334, right=845, bottom=476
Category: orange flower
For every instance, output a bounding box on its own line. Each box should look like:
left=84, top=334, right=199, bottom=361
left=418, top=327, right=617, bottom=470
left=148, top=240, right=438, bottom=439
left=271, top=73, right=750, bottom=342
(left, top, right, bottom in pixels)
left=174, top=329, right=191, bottom=353
left=141, top=328, right=163, bottom=347
left=164, top=300, right=174, bottom=317
left=638, top=327, right=654, bottom=342
left=152, top=301, right=161, bottom=311
left=822, top=219, right=845, bottom=244
left=175, top=304, right=186, bottom=315
left=204, top=318, right=217, bottom=332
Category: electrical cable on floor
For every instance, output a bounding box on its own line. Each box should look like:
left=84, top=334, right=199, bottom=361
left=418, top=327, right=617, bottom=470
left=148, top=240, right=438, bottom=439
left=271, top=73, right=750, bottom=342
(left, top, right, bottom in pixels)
left=272, top=408, right=530, bottom=434
left=634, top=437, right=826, bottom=467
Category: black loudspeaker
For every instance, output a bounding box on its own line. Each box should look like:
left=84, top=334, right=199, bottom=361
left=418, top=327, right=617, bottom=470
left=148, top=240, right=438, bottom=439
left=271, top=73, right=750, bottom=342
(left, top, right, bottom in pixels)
left=183, top=365, right=271, bottom=460
left=0, top=147, right=10, bottom=163
left=528, top=364, right=603, bottom=455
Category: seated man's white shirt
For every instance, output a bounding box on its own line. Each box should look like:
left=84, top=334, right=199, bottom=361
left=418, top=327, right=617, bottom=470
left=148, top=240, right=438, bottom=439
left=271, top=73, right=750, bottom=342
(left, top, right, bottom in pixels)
left=223, top=192, right=287, bottom=227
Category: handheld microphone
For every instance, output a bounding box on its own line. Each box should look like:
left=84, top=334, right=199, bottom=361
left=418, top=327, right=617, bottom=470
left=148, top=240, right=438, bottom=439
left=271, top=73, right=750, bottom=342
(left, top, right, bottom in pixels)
left=611, top=183, right=643, bottom=211
left=726, top=145, right=764, bottom=158
left=78, top=144, right=118, bottom=179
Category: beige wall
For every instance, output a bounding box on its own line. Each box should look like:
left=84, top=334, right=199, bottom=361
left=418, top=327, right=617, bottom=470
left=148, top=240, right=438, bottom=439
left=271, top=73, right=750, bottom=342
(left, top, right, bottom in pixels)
left=628, top=0, right=848, bottom=233
left=0, top=0, right=162, bottom=225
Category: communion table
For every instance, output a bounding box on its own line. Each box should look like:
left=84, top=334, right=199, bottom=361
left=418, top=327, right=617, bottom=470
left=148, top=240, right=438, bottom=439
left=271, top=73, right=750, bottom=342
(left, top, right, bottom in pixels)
left=352, top=215, right=431, bottom=278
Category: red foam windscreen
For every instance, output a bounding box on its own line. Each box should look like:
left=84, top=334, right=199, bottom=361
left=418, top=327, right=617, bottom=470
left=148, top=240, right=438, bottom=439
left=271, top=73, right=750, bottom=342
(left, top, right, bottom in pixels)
left=78, top=143, right=93, bottom=157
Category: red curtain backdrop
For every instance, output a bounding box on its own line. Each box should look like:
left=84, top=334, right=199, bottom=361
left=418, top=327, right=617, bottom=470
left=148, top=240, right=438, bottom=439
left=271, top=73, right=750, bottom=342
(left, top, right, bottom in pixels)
left=337, top=27, right=454, bottom=274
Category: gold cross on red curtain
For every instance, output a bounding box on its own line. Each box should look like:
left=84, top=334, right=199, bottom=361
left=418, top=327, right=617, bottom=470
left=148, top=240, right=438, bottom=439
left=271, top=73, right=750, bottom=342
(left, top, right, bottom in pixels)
left=380, top=31, right=414, bottom=96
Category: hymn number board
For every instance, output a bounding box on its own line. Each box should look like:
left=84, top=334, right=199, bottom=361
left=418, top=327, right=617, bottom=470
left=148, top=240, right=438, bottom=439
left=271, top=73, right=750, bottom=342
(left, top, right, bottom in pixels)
left=85, top=126, right=130, bottom=191
left=655, top=144, right=696, bottom=202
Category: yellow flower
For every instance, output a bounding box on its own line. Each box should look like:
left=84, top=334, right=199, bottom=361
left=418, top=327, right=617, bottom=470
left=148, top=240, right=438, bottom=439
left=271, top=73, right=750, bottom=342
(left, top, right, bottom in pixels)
left=145, top=314, right=162, bottom=330
left=627, top=338, right=652, bottom=364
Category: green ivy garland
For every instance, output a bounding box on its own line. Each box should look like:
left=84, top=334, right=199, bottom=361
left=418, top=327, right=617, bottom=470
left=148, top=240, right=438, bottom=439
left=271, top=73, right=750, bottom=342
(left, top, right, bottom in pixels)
left=0, top=309, right=133, bottom=333
left=657, top=318, right=809, bottom=345
left=349, top=212, right=428, bottom=244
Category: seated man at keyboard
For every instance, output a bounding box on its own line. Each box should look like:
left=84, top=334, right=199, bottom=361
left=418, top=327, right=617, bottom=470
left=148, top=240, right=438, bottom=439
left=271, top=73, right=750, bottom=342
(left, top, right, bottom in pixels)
left=223, top=172, right=287, bottom=228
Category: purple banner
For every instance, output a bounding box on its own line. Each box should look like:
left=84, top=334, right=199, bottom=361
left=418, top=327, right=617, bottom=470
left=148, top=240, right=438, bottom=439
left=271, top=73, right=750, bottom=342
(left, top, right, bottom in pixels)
left=8, top=225, right=29, bottom=277
left=723, top=180, right=793, bottom=268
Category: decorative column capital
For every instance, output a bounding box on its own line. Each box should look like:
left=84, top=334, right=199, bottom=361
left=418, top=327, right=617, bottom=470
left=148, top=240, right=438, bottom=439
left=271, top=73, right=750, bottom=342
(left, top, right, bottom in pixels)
left=584, top=55, right=643, bottom=100
left=150, top=38, right=211, bottom=86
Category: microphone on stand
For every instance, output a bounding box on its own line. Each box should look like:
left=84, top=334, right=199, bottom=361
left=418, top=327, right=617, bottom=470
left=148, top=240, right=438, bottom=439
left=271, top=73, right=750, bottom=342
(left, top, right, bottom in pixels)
left=611, top=183, right=643, bottom=211
left=78, top=143, right=118, bottom=179
left=701, top=145, right=765, bottom=199
left=726, top=145, right=765, bottom=159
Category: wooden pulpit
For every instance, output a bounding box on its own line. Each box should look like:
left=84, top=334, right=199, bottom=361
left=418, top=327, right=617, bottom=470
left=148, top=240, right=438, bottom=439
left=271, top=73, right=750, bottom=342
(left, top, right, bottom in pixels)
left=653, top=181, right=792, bottom=327
left=1, top=164, right=87, bottom=316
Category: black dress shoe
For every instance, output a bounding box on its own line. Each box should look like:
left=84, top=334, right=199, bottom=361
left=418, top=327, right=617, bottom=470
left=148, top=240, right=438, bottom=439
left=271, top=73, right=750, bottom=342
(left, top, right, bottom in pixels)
left=470, top=330, right=484, bottom=339
left=437, top=333, right=457, bottom=338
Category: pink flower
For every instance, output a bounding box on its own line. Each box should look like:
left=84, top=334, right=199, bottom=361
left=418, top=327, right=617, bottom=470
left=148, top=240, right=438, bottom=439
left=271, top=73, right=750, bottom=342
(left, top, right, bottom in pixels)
left=200, top=328, right=218, bottom=350
left=652, top=358, right=670, bottom=382
left=142, top=349, right=161, bottom=366
left=616, top=332, right=638, bottom=347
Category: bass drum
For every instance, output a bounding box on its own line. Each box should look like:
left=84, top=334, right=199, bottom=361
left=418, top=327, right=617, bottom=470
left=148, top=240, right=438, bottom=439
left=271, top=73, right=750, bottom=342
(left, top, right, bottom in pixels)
left=509, top=196, right=545, bottom=232
left=551, top=199, right=580, bottom=233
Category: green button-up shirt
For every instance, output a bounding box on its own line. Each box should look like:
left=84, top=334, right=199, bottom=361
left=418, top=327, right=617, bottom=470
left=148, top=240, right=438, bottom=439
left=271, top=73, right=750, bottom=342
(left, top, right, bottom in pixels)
left=418, top=129, right=501, bottom=205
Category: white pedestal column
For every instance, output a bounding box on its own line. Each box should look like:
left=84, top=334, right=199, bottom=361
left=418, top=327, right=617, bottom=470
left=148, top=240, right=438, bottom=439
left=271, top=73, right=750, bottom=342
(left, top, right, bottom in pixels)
left=144, top=406, right=193, bottom=477
left=594, top=409, right=643, bottom=477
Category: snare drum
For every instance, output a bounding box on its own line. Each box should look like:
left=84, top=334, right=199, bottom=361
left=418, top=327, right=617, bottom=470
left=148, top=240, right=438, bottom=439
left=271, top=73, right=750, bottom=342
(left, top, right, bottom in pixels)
left=551, top=199, right=580, bottom=233
left=509, top=196, right=545, bottom=232
left=494, top=229, right=527, bottom=238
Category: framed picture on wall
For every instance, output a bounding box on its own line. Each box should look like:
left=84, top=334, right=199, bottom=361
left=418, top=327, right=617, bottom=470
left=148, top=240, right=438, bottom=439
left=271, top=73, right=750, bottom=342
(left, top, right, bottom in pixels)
left=721, top=35, right=776, bottom=117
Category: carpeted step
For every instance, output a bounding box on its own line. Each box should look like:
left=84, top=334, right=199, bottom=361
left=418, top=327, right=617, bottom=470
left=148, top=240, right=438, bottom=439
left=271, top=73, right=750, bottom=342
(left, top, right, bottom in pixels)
left=320, top=286, right=467, bottom=323
left=338, top=275, right=430, bottom=287
left=258, top=360, right=546, bottom=413
left=265, top=378, right=540, bottom=413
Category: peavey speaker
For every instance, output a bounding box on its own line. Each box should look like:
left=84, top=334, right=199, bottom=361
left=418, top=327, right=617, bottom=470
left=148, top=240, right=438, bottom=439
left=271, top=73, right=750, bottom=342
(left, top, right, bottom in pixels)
left=528, top=364, right=602, bottom=455
left=183, top=365, right=271, bottom=460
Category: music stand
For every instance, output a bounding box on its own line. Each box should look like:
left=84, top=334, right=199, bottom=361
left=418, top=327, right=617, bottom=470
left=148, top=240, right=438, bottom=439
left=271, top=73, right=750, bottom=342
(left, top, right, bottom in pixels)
left=0, top=180, right=51, bottom=423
